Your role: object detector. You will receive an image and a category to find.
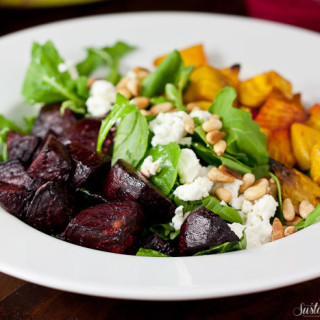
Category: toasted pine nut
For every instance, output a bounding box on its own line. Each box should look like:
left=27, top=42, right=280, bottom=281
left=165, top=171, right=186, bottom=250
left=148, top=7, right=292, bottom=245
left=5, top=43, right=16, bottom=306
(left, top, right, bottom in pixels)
left=132, top=67, right=150, bottom=81
left=208, top=167, right=235, bottom=183
left=239, top=173, right=255, bottom=194
left=206, top=130, right=226, bottom=145
left=209, top=114, right=220, bottom=121
left=244, top=184, right=267, bottom=201
left=132, top=96, right=150, bottom=109
left=202, top=119, right=223, bottom=132
left=214, top=140, right=227, bottom=156
left=168, top=108, right=179, bottom=113
left=87, top=77, right=99, bottom=87
left=215, top=187, right=232, bottom=203
left=283, top=198, right=295, bottom=222
left=299, top=200, right=315, bottom=219
left=140, top=109, right=151, bottom=116
left=272, top=217, right=284, bottom=241
left=186, top=102, right=200, bottom=112
left=285, top=215, right=302, bottom=226
left=116, top=76, right=130, bottom=89
left=219, top=165, right=242, bottom=180
left=126, top=78, right=141, bottom=97
left=149, top=102, right=173, bottom=115
left=269, top=178, right=277, bottom=199
left=183, top=114, right=195, bottom=134
left=117, top=87, right=132, bottom=99
left=284, top=226, right=298, bottom=237
left=254, top=178, right=269, bottom=188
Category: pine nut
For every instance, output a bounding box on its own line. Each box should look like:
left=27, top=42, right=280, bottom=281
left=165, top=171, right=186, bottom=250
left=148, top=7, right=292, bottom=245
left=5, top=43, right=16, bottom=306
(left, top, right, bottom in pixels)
left=87, top=77, right=99, bottom=87
left=254, top=178, right=269, bottom=188
left=168, top=108, right=179, bottom=113
left=244, top=184, right=267, bottom=201
left=283, top=198, right=295, bottom=221
left=183, top=114, right=195, bottom=134
left=149, top=102, right=173, bottom=115
left=126, top=78, right=141, bottom=97
left=132, top=96, right=150, bottom=109
left=239, top=173, right=255, bottom=194
left=116, top=76, right=130, bottom=89
left=132, top=67, right=150, bottom=81
left=215, top=187, right=232, bottom=203
left=269, top=178, right=277, bottom=199
left=284, top=226, right=298, bottom=237
left=299, top=200, right=315, bottom=219
left=186, top=102, right=200, bottom=112
left=272, top=217, right=284, bottom=241
left=208, top=167, right=235, bottom=183
left=202, top=119, right=223, bottom=132
left=117, top=87, right=132, bottom=99
left=140, top=109, right=151, bottom=116
left=206, top=130, right=226, bottom=145
left=214, top=140, right=227, bottom=156
left=285, top=215, right=302, bottom=226
left=209, top=114, right=220, bottom=121
left=219, top=165, right=242, bottom=180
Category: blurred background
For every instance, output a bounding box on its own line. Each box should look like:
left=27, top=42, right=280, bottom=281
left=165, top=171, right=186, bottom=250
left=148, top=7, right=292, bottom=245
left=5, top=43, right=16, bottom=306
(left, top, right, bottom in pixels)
left=0, top=0, right=319, bottom=36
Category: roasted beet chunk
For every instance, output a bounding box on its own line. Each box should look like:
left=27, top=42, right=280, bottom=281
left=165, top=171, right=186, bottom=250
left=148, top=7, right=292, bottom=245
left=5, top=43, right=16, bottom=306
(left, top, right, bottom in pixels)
left=25, top=182, right=73, bottom=234
left=7, top=131, right=39, bottom=164
left=59, top=118, right=115, bottom=155
left=0, top=182, right=32, bottom=219
left=74, top=189, right=109, bottom=213
left=64, top=201, right=144, bottom=254
left=143, top=233, right=177, bottom=256
left=178, top=206, right=239, bottom=256
left=0, top=159, right=33, bottom=188
left=28, top=136, right=71, bottom=183
left=103, top=159, right=175, bottom=223
left=32, top=104, right=77, bottom=138
left=68, top=143, right=110, bottom=189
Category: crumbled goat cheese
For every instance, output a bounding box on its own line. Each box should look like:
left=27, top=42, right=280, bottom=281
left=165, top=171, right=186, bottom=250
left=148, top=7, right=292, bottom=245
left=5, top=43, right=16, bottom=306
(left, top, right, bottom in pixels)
left=126, top=70, right=137, bottom=80
left=149, top=112, right=191, bottom=147
left=140, top=156, right=161, bottom=178
left=173, top=177, right=213, bottom=201
left=58, top=60, right=79, bottom=79
left=171, top=206, right=190, bottom=231
left=228, top=222, right=245, bottom=239
left=223, top=179, right=244, bottom=209
left=86, top=80, right=117, bottom=117
left=189, top=110, right=212, bottom=122
left=178, top=149, right=202, bottom=184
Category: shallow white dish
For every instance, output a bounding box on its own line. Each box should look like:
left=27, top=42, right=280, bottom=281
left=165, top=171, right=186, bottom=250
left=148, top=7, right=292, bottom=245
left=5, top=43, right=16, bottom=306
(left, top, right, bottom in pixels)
left=0, top=12, right=320, bottom=301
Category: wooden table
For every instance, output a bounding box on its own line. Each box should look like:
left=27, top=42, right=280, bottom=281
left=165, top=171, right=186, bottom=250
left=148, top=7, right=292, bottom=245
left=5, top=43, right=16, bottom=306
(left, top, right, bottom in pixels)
left=0, top=1, right=320, bottom=318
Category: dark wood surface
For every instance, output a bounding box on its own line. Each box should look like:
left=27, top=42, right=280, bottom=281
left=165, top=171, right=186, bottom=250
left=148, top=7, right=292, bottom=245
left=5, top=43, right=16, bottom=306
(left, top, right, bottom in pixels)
left=0, top=1, right=320, bottom=319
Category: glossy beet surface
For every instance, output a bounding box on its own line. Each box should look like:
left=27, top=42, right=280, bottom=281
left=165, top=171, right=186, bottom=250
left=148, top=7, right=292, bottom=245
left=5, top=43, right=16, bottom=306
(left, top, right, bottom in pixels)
left=64, top=202, right=144, bottom=254
left=103, top=159, right=175, bottom=223
left=143, top=233, right=177, bottom=256
left=178, top=206, right=239, bottom=256
left=7, top=131, right=39, bottom=164
left=25, top=182, right=73, bottom=234
left=28, top=135, right=72, bottom=183
left=31, top=104, right=77, bottom=138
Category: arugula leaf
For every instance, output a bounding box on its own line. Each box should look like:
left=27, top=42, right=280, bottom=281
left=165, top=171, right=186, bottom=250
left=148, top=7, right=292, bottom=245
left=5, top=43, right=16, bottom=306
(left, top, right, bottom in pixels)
left=77, top=41, right=136, bottom=84
left=149, top=223, right=180, bottom=241
left=209, top=87, right=269, bottom=169
left=150, top=96, right=172, bottom=105
left=22, top=41, right=89, bottom=109
left=141, top=50, right=183, bottom=97
left=112, top=109, right=149, bottom=166
left=295, top=204, right=320, bottom=230
left=23, top=115, right=37, bottom=134
left=202, top=196, right=243, bottom=224
left=141, top=143, right=181, bottom=195
left=173, top=197, right=203, bottom=213
left=194, top=231, right=247, bottom=256
left=136, top=248, right=170, bottom=257
left=269, top=172, right=283, bottom=212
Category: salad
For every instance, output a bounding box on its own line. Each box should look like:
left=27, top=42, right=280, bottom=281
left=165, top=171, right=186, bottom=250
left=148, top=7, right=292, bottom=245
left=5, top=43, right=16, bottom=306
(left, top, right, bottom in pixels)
left=0, top=41, right=319, bottom=257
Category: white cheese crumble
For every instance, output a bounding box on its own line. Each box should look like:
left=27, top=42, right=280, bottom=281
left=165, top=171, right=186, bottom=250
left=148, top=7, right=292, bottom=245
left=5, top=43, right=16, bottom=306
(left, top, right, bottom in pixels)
left=149, top=112, right=191, bottom=147
left=86, top=80, right=117, bottom=117
left=58, top=60, right=79, bottom=79
left=189, top=110, right=212, bottom=122
left=222, top=179, right=244, bottom=209
left=140, top=156, right=161, bottom=178
left=173, top=177, right=213, bottom=201
left=171, top=206, right=190, bottom=231
left=178, top=149, right=202, bottom=184
left=228, top=222, right=245, bottom=239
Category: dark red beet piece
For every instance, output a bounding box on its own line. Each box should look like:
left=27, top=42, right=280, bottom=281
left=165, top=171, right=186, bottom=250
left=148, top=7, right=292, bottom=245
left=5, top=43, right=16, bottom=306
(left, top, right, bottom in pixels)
left=25, top=182, right=73, bottom=234
left=103, top=159, right=175, bottom=223
left=32, top=104, right=77, bottom=138
left=0, top=182, right=32, bottom=219
left=7, top=131, right=40, bottom=164
left=64, top=201, right=144, bottom=254
left=0, top=159, right=33, bottom=188
left=178, top=206, right=239, bottom=256
left=67, top=142, right=110, bottom=189
left=28, top=136, right=71, bottom=183
left=59, top=118, right=115, bottom=155
left=143, top=233, right=177, bottom=256
left=74, top=189, right=109, bottom=213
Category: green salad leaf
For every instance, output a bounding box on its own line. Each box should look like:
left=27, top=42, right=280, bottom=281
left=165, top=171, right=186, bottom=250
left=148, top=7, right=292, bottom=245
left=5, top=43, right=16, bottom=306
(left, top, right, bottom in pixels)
left=136, top=248, right=170, bottom=257
left=295, top=204, right=320, bottom=231
left=22, top=41, right=89, bottom=110
left=76, top=41, right=136, bottom=84
left=149, top=223, right=180, bottom=241
left=173, top=197, right=203, bottom=213
left=202, top=196, right=243, bottom=224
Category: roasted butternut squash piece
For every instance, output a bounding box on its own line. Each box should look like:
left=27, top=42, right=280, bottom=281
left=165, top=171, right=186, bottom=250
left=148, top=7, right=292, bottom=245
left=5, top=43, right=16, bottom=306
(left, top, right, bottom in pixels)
left=267, top=129, right=295, bottom=167
left=239, top=71, right=292, bottom=108
left=220, top=64, right=240, bottom=90
left=291, top=123, right=320, bottom=171
left=311, top=143, right=320, bottom=185
left=270, top=159, right=320, bottom=211
left=306, top=104, right=320, bottom=131
left=255, top=97, right=308, bottom=131
left=188, top=100, right=212, bottom=110
left=154, top=44, right=207, bottom=68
